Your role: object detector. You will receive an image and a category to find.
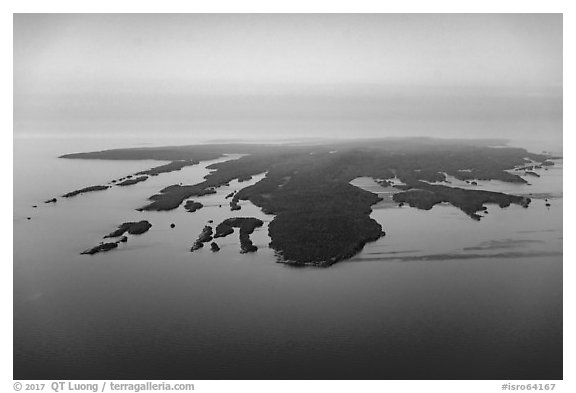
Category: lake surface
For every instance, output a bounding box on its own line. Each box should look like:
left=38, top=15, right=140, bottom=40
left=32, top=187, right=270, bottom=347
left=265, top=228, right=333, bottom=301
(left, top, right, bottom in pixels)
left=13, top=136, right=562, bottom=379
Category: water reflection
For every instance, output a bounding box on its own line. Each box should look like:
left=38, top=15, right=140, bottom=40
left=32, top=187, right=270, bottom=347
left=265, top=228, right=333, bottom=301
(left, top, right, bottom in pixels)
left=14, top=137, right=562, bottom=379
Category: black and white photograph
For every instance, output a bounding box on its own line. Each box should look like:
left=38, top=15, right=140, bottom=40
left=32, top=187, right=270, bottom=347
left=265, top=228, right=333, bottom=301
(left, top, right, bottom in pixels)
left=11, top=9, right=567, bottom=387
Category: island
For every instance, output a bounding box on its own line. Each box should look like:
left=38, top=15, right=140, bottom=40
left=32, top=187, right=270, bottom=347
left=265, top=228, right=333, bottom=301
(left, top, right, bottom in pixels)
left=62, top=185, right=110, bottom=198
left=191, top=225, right=214, bottom=252
left=524, top=171, right=540, bottom=178
left=229, top=200, right=241, bottom=211
left=214, top=217, right=264, bottom=253
left=54, top=158, right=210, bottom=202
left=81, top=242, right=118, bottom=255
left=184, top=200, right=204, bottom=213
left=117, top=176, right=148, bottom=186
left=104, top=220, right=152, bottom=238
left=61, top=138, right=558, bottom=266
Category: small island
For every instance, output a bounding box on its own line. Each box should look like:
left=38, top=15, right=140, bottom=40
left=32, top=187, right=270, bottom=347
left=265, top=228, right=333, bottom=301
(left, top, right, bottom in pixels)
left=81, top=221, right=151, bottom=255
left=524, top=171, right=540, bottom=178
left=62, top=185, right=110, bottom=198
left=136, top=160, right=199, bottom=176
left=184, top=200, right=204, bottom=213
left=104, top=220, right=152, bottom=238
left=191, top=225, right=213, bottom=252
left=117, top=176, right=148, bottom=186
left=392, top=180, right=531, bottom=220
left=55, top=159, right=210, bottom=202
left=214, top=217, right=264, bottom=253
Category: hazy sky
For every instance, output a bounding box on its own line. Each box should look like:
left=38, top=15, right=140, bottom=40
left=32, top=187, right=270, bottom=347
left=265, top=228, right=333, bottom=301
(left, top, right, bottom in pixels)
left=14, top=14, right=562, bottom=141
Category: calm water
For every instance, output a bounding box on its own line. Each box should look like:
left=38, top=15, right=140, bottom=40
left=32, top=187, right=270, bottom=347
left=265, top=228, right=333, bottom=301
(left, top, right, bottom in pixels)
left=13, top=136, right=562, bottom=379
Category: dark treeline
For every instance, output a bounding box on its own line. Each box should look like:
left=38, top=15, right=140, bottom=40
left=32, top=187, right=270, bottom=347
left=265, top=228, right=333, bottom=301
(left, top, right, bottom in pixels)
left=63, top=138, right=554, bottom=265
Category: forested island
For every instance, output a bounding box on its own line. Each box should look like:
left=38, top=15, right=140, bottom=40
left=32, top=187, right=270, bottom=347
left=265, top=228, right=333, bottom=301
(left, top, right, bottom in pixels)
left=59, top=138, right=556, bottom=266
left=104, top=221, right=152, bottom=237
left=184, top=200, right=204, bottom=212
left=62, top=185, right=110, bottom=198
left=81, top=221, right=152, bottom=255
left=214, top=217, right=264, bottom=253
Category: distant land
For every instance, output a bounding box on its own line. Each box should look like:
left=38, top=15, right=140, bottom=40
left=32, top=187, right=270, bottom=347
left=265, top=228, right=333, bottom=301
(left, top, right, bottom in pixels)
left=58, top=138, right=556, bottom=266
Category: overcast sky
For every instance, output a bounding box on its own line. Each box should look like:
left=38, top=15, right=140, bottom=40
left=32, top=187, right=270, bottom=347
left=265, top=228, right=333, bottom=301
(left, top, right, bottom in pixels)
left=14, top=14, right=562, bottom=141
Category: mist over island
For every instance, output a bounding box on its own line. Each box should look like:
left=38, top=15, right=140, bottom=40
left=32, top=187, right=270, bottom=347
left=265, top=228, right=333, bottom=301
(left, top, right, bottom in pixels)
left=13, top=13, right=562, bottom=381
left=53, top=137, right=556, bottom=266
